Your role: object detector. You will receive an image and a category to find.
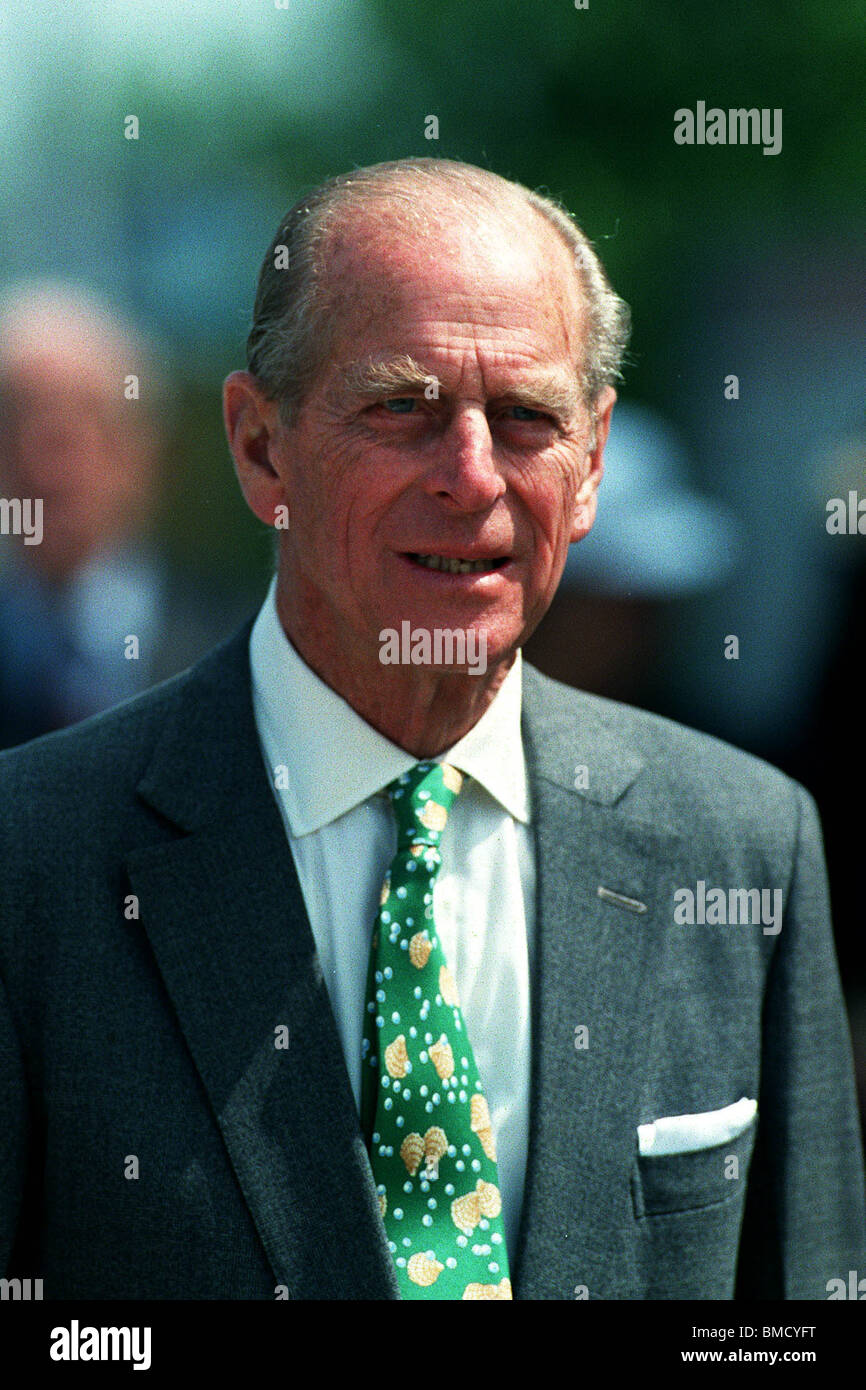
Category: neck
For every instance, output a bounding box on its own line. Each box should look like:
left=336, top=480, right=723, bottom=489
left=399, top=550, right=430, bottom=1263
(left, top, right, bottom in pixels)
left=275, top=584, right=514, bottom=758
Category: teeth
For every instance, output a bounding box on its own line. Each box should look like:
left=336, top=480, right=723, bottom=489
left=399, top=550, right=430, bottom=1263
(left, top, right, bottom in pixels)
left=413, top=553, right=500, bottom=574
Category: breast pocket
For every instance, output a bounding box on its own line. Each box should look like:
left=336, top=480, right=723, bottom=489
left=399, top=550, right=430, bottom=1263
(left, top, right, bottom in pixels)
left=632, top=1113, right=758, bottom=1218
left=630, top=1114, right=758, bottom=1298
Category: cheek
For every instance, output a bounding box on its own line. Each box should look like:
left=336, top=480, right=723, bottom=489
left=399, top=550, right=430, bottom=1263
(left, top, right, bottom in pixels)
left=520, top=463, right=578, bottom=550
left=282, top=437, right=350, bottom=525
left=289, top=443, right=393, bottom=566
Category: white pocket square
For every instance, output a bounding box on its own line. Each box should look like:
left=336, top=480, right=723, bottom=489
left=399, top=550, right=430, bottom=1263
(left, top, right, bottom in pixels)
left=637, top=1097, right=757, bottom=1157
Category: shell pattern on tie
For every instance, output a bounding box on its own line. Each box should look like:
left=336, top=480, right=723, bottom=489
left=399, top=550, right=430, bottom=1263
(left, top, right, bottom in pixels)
left=361, top=760, right=513, bottom=1300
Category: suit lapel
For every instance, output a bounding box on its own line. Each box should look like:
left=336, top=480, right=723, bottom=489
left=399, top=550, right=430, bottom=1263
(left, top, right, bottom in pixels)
left=125, top=623, right=398, bottom=1299
left=514, top=666, right=685, bottom=1299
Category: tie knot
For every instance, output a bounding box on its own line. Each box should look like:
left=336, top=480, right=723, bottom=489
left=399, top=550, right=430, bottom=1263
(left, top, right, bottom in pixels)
left=387, top=761, right=464, bottom=851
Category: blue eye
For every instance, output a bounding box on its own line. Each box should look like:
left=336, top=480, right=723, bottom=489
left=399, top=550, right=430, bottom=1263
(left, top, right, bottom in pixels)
left=383, top=398, right=417, bottom=413
left=509, top=405, right=544, bottom=421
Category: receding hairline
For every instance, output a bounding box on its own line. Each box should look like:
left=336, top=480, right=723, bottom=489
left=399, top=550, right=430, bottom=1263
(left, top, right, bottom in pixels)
left=303, top=174, right=592, bottom=408
left=248, top=157, right=631, bottom=428
left=309, top=165, right=585, bottom=290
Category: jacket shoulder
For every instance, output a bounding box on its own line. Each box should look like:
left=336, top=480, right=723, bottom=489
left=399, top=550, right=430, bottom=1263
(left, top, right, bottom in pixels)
left=521, top=662, right=811, bottom=840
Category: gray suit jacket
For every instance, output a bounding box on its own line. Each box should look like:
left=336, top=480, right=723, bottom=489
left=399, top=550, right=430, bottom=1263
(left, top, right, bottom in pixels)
left=0, top=619, right=863, bottom=1299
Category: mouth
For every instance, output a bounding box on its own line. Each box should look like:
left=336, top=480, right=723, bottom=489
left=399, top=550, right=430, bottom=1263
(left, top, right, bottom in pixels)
left=405, top=552, right=510, bottom=576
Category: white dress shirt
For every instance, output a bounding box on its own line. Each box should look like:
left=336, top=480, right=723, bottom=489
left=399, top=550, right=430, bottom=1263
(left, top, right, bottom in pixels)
left=249, top=577, right=535, bottom=1262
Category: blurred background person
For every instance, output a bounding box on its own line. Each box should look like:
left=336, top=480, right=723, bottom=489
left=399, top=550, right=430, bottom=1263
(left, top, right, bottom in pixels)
left=0, top=282, right=257, bottom=748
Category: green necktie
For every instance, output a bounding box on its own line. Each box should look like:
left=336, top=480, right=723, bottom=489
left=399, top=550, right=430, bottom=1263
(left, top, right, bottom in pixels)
left=361, top=761, right=513, bottom=1300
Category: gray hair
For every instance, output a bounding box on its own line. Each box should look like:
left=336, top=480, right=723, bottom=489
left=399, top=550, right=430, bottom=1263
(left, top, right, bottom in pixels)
left=246, top=158, right=631, bottom=425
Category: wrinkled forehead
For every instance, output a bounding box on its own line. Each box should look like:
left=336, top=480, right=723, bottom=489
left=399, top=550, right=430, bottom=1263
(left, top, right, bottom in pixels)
left=318, top=196, right=586, bottom=364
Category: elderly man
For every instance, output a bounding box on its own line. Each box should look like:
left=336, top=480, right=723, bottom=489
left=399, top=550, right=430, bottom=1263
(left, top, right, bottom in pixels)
left=0, top=159, right=862, bottom=1301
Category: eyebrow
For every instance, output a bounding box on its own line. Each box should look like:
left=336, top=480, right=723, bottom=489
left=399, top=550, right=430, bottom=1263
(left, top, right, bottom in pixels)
left=340, top=354, right=431, bottom=396
left=337, top=353, right=582, bottom=418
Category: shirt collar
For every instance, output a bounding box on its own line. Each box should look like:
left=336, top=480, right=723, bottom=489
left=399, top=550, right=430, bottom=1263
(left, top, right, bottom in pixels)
left=249, top=575, right=530, bottom=835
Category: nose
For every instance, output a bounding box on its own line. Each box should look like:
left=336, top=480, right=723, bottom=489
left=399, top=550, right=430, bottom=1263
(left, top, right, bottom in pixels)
left=422, top=405, right=506, bottom=513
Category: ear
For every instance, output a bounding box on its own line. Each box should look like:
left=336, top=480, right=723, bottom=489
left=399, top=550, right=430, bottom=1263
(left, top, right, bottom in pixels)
left=222, top=371, right=288, bottom=528
left=570, top=387, right=616, bottom=543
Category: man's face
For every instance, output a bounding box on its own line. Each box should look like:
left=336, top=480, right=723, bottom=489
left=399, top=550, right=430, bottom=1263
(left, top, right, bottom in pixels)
left=255, top=204, right=613, bottom=674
